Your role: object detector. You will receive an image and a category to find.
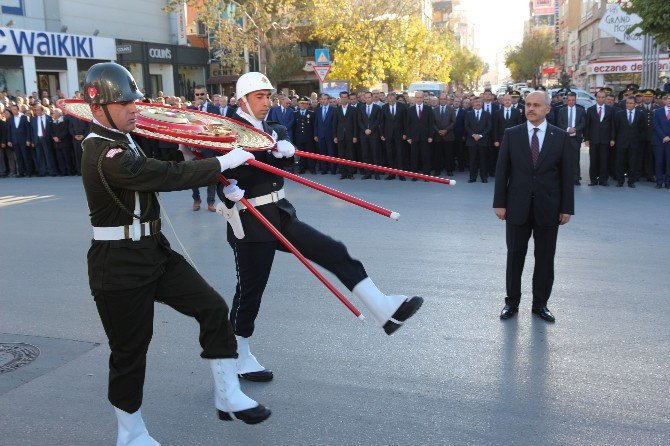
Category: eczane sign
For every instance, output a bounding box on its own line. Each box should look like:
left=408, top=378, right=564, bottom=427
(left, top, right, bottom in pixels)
left=587, top=58, right=670, bottom=75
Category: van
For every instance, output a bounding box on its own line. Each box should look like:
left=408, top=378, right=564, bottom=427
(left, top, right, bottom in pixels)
left=407, top=81, right=447, bottom=96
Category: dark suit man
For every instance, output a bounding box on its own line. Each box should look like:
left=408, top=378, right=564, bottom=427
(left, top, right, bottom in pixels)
left=189, top=85, right=221, bottom=211
left=333, top=92, right=358, bottom=178
left=190, top=85, right=220, bottom=115
left=452, top=98, right=467, bottom=171
left=358, top=92, right=382, bottom=179
left=50, top=108, right=75, bottom=175
left=7, top=104, right=32, bottom=176
left=433, top=94, right=456, bottom=175
left=464, top=97, right=492, bottom=182
left=556, top=93, right=586, bottom=184
left=294, top=97, right=316, bottom=174
left=314, top=94, right=336, bottom=174
left=613, top=98, right=645, bottom=187
left=405, top=91, right=435, bottom=178
left=584, top=91, right=616, bottom=185
left=268, top=98, right=296, bottom=142
left=651, top=93, right=670, bottom=188
left=494, top=91, right=574, bottom=323
left=380, top=93, right=407, bottom=180
left=30, top=104, right=57, bottom=176
left=637, top=90, right=658, bottom=181
left=67, top=114, right=89, bottom=175
left=492, top=95, right=523, bottom=177
left=217, top=96, right=237, bottom=118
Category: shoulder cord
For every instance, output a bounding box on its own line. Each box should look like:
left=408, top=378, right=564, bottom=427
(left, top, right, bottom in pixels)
left=96, top=140, right=151, bottom=220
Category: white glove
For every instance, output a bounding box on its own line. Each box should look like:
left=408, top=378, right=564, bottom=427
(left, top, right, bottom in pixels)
left=178, top=144, right=196, bottom=161
left=222, top=179, right=245, bottom=202
left=272, top=140, right=296, bottom=158
left=217, top=147, right=254, bottom=171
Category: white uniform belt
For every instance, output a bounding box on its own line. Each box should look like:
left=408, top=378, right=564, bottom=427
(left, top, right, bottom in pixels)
left=238, top=189, right=285, bottom=210
left=92, top=219, right=161, bottom=240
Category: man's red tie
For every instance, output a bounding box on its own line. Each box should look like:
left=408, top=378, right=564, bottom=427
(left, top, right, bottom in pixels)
left=531, top=128, right=540, bottom=168
left=418, top=105, right=422, bottom=120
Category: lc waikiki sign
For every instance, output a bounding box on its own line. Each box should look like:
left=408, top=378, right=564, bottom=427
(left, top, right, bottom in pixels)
left=0, top=27, right=116, bottom=60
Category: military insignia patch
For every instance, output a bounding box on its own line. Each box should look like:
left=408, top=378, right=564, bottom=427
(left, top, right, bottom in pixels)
left=87, top=87, right=98, bottom=100
left=106, top=148, right=123, bottom=158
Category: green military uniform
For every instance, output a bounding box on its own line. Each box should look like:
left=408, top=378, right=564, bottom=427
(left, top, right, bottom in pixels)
left=82, top=121, right=237, bottom=414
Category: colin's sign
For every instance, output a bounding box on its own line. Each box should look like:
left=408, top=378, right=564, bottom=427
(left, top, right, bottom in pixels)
left=0, top=27, right=116, bottom=60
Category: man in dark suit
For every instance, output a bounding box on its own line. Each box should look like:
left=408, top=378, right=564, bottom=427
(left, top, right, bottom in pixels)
left=29, top=104, right=57, bottom=176
left=67, top=113, right=89, bottom=175
left=494, top=91, right=574, bottom=323
left=637, top=89, right=658, bottom=182
left=613, top=97, right=645, bottom=187
left=7, top=103, right=32, bottom=176
left=314, top=93, right=336, bottom=174
left=405, top=91, right=434, bottom=179
left=433, top=93, right=456, bottom=176
left=452, top=97, right=468, bottom=171
left=268, top=97, right=295, bottom=142
left=380, top=92, right=407, bottom=180
left=294, top=96, right=316, bottom=174
left=557, top=92, right=586, bottom=185
left=464, top=97, right=492, bottom=183
left=584, top=90, right=616, bottom=186
left=50, top=108, right=76, bottom=175
left=651, top=92, right=670, bottom=189
left=217, top=95, right=236, bottom=118
left=357, top=91, right=382, bottom=179
left=333, top=91, right=358, bottom=179
left=492, top=94, right=523, bottom=177
left=510, top=91, right=525, bottom=122
left=189, top=85, right=221, bottom=211
left=191, top=85, right=220, bottom=114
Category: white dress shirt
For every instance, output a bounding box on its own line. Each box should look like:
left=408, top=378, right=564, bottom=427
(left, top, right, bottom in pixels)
left=527, top=119, right=547, bottom=152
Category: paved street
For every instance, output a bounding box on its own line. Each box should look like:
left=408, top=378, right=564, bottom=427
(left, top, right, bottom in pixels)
left=1, top=152, right=669, bottom=446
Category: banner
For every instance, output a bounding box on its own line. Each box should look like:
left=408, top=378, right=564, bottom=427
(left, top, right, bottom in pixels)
left=598, top=3, right=643, bottom=52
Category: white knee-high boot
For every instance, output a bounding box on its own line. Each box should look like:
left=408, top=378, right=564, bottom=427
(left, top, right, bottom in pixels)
left=352, top=277, right=408, bottom=326
left=114, top=407, right=160, bottom=446
left=209, top=359, right=258, bottom=414
left=235, top=336, right=265, bottom=374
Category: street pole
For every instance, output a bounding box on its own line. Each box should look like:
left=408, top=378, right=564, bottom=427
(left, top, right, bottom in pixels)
left=642, top=34, right=659, bottom=89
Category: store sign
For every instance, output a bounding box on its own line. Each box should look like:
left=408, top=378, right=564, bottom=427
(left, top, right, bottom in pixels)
left=533, top=0, right=554, bottom=16
left=598, top=3, right=643, bottom=52
left=0, top=27, right=116, bottom=59
left=116, top=44, right=132, bottom=54
left=148, top=47, right=172, bottom=60
left=177, top=2, right=187, bottom=46
left=587, top=58, right=670, bottom=75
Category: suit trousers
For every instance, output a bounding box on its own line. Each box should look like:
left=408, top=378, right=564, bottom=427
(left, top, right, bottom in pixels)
left=589, top=143, right=610, bottom=183
left=337, top=138, right=355, bottom=175
left=317, top=137, right=337, bottom=173
left=432, top=139, right=453, bottom=173
left=615, top=144, right=638, bottom=183
left=653, top=142, right=670, bottom=185
left=455, top=138, right=468, bottom=170
left=13, top=142, right=32, bottom=175
left=637, top=141, right=655, bottom=180
left=296, top=140, right=316, bottom=172
left=488, top=145, right=499, bottom=177
left=360, top=133, right=381, bottom=174
left=73, top=139, right=84, bottom=175
left=410, top=139, right=431, bottom=174
left=93, top=248, right=236, bottom=413
left=229, top=208, right=368, bottom=338
left=54, top=145, right=76, bottom=175
left=568, top=137, right=582, bottom=181
left=0, top=148, right=7, bottom=175
left=34, top=137, right=57, bottom=176
left=2, top=148, right=17, bottom=175
left=468, top=145, right=488, bottom=180
left=384, top=135, right=404, bottom=171
left=505, top=209, right=559, bottom=309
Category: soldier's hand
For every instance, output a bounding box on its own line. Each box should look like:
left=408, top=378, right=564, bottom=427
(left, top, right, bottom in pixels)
left=273, top=140, right=296, bottom=158
left=222, top=179, right=245, bottom=202
left=218, top=147, right=254, bottom=171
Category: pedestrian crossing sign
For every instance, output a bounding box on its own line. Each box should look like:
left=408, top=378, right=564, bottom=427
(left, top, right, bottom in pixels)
left=315, top=49, right=330, bottom=65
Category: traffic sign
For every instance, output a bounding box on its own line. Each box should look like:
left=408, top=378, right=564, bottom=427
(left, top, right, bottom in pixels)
left=315, top=49, right=330, bottom=65
left=313, top=65, right=331, bottom=83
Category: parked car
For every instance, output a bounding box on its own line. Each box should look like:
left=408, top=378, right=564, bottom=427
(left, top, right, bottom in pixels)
left=407, top=81, right=447, bottom=96
left=549, top=87, right=596, bottom=109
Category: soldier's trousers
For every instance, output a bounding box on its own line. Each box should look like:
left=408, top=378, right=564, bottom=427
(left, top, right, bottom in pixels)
left=229, top=209, right=367, bottom=338
left=92, top=249, right=237, bottom=413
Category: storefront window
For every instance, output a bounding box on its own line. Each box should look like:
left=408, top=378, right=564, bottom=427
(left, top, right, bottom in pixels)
left=177, top=66, right=205, bottom=99
left=0, top=68, right=25, bottom=95
left=127, top=64, right=144, bottom=93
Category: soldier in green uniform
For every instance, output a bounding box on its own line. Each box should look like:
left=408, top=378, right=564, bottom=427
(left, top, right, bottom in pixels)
left=80, top=63, right=270, bottom=445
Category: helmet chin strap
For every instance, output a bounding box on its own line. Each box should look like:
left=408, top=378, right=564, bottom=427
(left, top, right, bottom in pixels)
left=101, top=104, right=120, bottom=131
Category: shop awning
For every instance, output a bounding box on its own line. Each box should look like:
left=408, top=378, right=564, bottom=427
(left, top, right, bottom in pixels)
left=542, top=67, right=557, bottom=74
left=206, top=75, right=239, bottom=85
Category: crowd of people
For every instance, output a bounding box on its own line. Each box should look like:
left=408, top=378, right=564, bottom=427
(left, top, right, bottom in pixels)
left=3, top=82, right=669, bottom=191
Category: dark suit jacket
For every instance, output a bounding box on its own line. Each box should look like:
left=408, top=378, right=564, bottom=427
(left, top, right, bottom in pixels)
left=189, top=102, right=220, bottom=115
left=380, top=102, right=406, bottom=139
left=358, top=103, right=381, bottom=137
left=614, top=109, right=645, bottom=148
left=31, top=114, right=52, bottom=143
left=464, top=109, right=492, bottom=146
left=584, top=104, right=615, bottom=144
left=652, top=107, right=670, bottom=146
left=405, top=104, right=434, bottom=142
left=68, top=115, right=89, bottom=140
left=556, top=105, right=586, bottom=141
left=333, top=105, right=358, bottom=142
left=293, top=109, right=314, bottom=144
left=512, top=104, right=525, bottom=122
left=268, top=106, right=295, bottom=140
left=314, top=105, right=335, bottom=140
left=433, top=105, right=456, bottom=141
left=218, top=105, right=236, bottom=118
left=50, top=118, right=73, bottom=149
left=0, top=119, right=7, bottom=146
left=493, top=107, right=523, bottom=144
left=8, top=114, right=31, bottom=145
left=493, top=123, right=574, bottom=227
left=453, top=107, right=466, bottom=140
left=481, top=102, right=498, bottom=116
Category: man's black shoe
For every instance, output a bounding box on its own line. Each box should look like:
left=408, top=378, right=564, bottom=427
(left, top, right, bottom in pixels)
left=655, top=184, right=662, bottom=189
left=321, top=171, right=329, bottom=175
left=339, top=174, right=347, bottom=179
left=218, top=404, right=271, bottom=424
left=468, top=179, right=476, bottom=183
left=600, top=181, right=609, bottom=187
left=399, top=176, right=406, bottom=181
left=532, top=307, right=555, bottom=322
left=385, top=175, right=395, bottom=180
left=411, top=178, right=418, bottom=182
left=239, top=370, right=274, bottom=382
left=588, top=182, right=597, bottom=186
left=481, top=179, right=488, bottom=183
left=500, top=305, right=518, bottom=320
left=616, top=182, right=623, bottom=187
left=446, top=171, right=453, bottom=176
left=298, top=170, right=306, bottom=174
left=628, top=182, right=636, bottom=188
left=574, top=180, right=581, bottom=185
left=383, top=296, right=423, bottom=335
left=362, top=174, right=372, bottom=180
left=666, top=184, right=670, bottom=189
left=374, top=174, right=381, bottom=180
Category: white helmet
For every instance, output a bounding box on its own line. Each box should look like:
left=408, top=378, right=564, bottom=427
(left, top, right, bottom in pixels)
left=236, top=72, right=275, bottom=99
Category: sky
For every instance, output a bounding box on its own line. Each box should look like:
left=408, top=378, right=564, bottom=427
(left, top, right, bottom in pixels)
left=462, top=0, right=531, bottom=79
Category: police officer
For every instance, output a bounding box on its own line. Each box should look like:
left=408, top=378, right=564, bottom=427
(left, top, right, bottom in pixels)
left=294, top=96, right=316, bottom=174
left=80, top=63, right=269, bottom=445
left=217, top=73, right=424, bottom=383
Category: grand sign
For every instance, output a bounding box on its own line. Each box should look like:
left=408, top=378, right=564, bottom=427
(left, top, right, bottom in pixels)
left=0, top=27, right=116, bottom=59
